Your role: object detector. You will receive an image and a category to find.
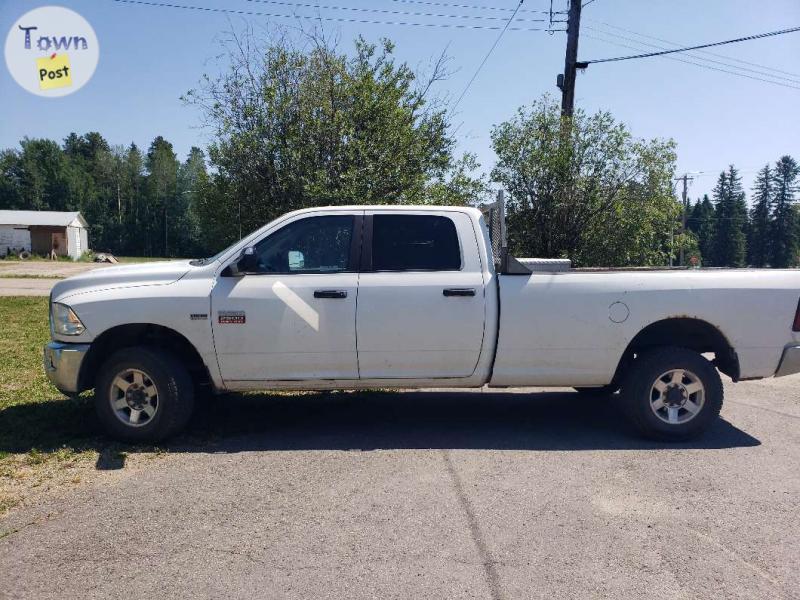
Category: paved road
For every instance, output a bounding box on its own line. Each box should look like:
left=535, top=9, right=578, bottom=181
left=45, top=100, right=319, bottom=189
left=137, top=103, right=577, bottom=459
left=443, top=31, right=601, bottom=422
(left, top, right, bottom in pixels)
left=1, top=379, right=798, bottom=599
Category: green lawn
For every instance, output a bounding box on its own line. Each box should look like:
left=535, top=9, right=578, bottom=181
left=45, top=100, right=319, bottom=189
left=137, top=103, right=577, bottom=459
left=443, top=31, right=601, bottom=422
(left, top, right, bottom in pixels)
left=0, top=297, right=100, bottom=513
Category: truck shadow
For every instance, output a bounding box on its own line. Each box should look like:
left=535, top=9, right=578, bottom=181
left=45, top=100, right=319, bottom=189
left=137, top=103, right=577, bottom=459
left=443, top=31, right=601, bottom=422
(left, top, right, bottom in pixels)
left=0, top=390, right=761, bottom=461
left=178, top=389, right=760, bottom=453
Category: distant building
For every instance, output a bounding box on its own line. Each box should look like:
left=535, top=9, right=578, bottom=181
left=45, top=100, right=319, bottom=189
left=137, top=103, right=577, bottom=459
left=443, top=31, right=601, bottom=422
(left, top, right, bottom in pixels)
left=0, top=210, right=89, bottom=260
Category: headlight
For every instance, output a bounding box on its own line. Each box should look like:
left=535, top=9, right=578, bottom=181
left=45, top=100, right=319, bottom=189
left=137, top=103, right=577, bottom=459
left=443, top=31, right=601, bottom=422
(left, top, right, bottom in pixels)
left=51, top=302, right=86, bottom=336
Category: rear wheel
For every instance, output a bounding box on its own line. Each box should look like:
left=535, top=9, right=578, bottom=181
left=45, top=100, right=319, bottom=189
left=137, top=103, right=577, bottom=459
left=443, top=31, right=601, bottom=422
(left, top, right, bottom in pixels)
left=94, top=346, right=194, bottom=442
left=622, top=346, right=722, bottom=440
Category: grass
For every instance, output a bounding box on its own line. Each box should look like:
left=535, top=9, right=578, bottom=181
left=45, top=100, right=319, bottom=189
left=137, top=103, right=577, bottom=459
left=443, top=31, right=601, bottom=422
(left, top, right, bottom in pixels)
left=114, top=256, right=176, bottom=263
left=0, top=297, right=102, bottom=515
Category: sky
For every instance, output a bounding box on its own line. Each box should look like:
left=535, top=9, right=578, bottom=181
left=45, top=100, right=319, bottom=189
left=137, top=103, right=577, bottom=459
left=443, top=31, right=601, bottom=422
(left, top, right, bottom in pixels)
left=2, top=0, right=799, bottom=203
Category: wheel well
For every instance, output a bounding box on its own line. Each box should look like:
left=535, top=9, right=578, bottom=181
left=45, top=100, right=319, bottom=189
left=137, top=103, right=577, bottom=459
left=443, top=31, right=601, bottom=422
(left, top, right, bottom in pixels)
left=78, top=324, right=211, bottom=391
left=615, top=318, right=740, bottom=382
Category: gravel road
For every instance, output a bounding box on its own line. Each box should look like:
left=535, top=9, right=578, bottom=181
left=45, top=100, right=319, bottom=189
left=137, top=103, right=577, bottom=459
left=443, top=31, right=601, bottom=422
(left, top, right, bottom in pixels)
left=0, top=262, right=118, bottom=296
left=1, top=379, right=798, bottom=599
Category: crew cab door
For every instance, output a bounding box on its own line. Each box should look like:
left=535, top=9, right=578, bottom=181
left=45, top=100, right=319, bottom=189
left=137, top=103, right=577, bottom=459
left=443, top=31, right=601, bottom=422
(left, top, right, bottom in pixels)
left=211, top=212, right=361, bottom=382
left=356, top=211, right=487, bottom=379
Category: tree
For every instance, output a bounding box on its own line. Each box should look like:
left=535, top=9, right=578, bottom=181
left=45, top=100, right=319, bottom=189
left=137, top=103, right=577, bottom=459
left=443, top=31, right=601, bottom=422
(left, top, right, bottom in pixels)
left=145, top=136, right=179, bottom=257
left=770, top=155, right=799, bottom=267
left=490, top=96, right=679, bottom=266
left=176, top=147, right=208, bottom=256
left=748, top=165, right=772, bottom=267
left=186, top=31, right=482, bottom=251
left=709, top=166, right=747, bottom=267
left=686, top=195, right=715, bottom=262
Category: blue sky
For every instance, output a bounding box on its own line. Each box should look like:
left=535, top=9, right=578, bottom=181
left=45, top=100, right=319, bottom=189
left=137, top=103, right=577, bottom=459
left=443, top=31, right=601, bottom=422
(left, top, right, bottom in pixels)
left=2, top=0, right=799, bottom=202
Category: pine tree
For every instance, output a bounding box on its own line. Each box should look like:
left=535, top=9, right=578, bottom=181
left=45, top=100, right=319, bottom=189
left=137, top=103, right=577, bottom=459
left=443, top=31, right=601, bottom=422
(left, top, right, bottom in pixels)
left=710, top=166, right=747, bottom=267
left=770, top=155, right=799, bottom=267
left=748, top=164, right=773, bottom=267
left=687, top=195, right=715, bottom=262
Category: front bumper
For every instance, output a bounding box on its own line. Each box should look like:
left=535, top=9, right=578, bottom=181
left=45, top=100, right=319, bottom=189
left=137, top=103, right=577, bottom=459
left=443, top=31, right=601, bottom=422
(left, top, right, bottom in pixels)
left=43, top=341, right=91, bottom=394
left=775, top=344, right=800, bottom=378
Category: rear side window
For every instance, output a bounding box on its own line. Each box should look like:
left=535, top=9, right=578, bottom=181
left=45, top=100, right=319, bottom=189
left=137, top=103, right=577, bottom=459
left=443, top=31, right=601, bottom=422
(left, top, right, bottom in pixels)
left=371, top=215, right=461, bottom=271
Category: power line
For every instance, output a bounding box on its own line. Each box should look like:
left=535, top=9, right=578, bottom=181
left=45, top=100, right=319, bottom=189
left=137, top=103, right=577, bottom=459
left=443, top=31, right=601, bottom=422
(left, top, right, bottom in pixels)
left=585, top=26, right=800, bottom=85
left=389, top=0, right=560, bottom=15
left=583, top=33, right=800, bottom=90
left=245, top=0, right=547, bottom=22
left=453, top=0, right=525, bottom=109
left=111, top=0, right=553, bottom=30
left=585, top=25, right=800, bottom=64
left=587, top=18, right=800, bottom=79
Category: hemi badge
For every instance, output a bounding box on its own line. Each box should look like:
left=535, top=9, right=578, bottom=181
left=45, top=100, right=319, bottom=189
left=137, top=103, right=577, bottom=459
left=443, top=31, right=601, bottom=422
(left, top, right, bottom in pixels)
left=218, top=311, right=246, bottom=324
left=190, top=313, right=208, bottom=320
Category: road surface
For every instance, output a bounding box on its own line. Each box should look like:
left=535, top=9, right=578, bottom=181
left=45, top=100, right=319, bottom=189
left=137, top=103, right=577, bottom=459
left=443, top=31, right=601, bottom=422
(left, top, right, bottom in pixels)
left=1, top=381, right=798, bottom=599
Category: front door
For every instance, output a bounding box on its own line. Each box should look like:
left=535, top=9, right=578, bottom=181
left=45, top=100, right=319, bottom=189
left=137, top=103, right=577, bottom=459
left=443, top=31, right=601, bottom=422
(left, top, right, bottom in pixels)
left=212, top=213, right=361, bottom=382
left=356, top=211, right=487, bottom=379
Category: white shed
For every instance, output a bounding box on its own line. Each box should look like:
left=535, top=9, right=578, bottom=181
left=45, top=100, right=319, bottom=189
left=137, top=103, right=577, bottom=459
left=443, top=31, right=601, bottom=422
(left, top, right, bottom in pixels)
left=0, top=210, right=89, bottom=260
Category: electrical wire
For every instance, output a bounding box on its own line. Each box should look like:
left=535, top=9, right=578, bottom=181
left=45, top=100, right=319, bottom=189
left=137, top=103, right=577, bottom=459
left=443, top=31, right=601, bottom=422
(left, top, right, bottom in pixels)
left=585, top=26, right=800, bottom=85
left=583, top=33, right=800, bottom=90
left=111, top=0, right=553, bottom=30
left=389, top=0, right=560, bottom=14
left=245, top=0, right=546, bottom=22
left=452, top=0, right=525, bottom=109
left=585, top=25, right=800, bottom=64
left=587, top=18, right=800, bottom=79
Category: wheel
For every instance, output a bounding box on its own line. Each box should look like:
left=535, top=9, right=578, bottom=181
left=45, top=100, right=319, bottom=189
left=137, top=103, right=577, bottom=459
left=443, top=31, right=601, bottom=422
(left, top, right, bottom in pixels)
left=94, top=346, right=195, bottom=442
left=622, top=346, right=723, bottom=440
left=574, top=385, right=618, bottom=396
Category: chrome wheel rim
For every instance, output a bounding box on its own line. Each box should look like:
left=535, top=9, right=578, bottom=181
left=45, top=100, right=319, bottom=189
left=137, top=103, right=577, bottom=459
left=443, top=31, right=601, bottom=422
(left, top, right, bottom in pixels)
left=109, top=369, right=159, bottom=427
left=650, top=368, right=705, bottom=425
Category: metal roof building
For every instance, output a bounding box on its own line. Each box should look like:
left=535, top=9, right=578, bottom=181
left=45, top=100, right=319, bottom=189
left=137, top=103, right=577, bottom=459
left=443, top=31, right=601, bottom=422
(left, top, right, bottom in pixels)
left=0, top=210, right=89, bottom=260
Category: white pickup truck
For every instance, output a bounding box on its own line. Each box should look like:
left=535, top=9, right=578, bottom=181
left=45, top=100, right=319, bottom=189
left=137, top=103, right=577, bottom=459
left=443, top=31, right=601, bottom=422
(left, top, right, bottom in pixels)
left=44, top=205, right=800, bottom=442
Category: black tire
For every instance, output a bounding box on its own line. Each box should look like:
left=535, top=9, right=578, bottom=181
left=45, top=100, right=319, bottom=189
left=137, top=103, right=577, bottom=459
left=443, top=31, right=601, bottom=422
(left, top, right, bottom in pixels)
left=94, top=346, right=195, bottom=442
left=622, top=346, right=723, bottom=441
left=574, top=385, right=618, bottom=396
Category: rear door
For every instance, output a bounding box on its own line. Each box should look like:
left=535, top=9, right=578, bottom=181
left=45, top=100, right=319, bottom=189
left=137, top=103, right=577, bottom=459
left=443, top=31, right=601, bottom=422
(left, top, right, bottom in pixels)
left=356, top=211, right=487, bottom=379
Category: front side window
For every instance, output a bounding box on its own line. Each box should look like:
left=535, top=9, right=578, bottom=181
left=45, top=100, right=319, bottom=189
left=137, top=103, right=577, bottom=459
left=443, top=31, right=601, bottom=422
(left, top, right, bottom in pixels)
left=372, top=215, right=461, bottom=271
left=251, top=215, right=354, bottom=274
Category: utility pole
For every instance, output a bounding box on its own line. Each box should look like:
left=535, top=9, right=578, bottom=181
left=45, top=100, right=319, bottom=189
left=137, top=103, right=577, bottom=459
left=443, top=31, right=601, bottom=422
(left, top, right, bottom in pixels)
left=676, top=174, right=694, bottom=266
left=558, top=0, right=584, bottom=117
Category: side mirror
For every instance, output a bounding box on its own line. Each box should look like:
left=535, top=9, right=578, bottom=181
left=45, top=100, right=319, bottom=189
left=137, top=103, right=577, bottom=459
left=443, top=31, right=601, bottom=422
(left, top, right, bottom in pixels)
left=225, top=247, right=256, bottom=277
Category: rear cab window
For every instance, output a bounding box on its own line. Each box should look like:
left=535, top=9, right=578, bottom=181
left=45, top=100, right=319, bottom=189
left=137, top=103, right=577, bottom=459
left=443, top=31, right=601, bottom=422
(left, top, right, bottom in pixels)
left=371, top=214, right=461, bottom=271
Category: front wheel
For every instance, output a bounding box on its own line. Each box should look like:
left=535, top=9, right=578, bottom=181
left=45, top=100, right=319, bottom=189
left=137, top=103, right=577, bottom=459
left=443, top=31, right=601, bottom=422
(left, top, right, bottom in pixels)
left=622, top=347, right=723, bottom=440
left=94, top=346, right=195, bottom=442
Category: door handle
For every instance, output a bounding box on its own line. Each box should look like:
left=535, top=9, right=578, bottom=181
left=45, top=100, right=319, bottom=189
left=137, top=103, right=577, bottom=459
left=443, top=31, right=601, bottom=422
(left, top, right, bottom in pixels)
left=443, top=288, right=476, bottom=297
left=314, top=289, right=348, bottom=299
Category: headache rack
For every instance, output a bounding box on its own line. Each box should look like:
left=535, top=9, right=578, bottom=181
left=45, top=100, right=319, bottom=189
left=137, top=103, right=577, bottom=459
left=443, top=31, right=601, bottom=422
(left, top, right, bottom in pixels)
left=480, top=191, right=571, bottom=275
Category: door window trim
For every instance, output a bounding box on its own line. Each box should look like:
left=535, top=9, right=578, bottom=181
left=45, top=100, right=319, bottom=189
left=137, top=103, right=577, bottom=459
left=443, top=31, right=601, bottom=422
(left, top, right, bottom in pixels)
left=361, top=213, right=464, bottom=273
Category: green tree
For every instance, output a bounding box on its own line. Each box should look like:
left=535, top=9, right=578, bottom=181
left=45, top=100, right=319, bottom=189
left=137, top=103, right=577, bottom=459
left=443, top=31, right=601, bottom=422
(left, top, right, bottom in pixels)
left=186, top=32, right=482, bottom=251
left=770, top=155, right=799, bottom=267
left=0, top=150, right=24, bottom=209
left=710, top=166, right=747, bottom=267
left=176, top=146, right=208, bottom=255
left=748, top=165, right=772, bottom=267
left=144, top=136, right=179, bottom=257
left=490, top=96, right=678, bottom=266
left=686, top=195, right=715, bottom=262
